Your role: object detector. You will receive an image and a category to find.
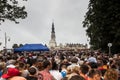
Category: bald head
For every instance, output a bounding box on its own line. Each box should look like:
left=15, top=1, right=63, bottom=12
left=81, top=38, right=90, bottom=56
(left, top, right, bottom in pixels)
left=8, top=76, right=26, bottom=80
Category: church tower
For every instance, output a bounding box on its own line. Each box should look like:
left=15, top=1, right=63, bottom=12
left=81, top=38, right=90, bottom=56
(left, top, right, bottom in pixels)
left=49, top=22, right=57, bottom=49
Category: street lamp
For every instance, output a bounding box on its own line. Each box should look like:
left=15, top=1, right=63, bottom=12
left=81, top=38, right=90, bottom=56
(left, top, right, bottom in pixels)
left=4, top=32, right=10, bottom=53
left=108, top=43, right=112, bottom=57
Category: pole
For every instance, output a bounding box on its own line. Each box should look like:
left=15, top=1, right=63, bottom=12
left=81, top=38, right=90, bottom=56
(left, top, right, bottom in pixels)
left=5, top=32, right=7, bottom=54
left=109, top=46, right=111, bottom=57
left=108, top=43, right=112, bottom=58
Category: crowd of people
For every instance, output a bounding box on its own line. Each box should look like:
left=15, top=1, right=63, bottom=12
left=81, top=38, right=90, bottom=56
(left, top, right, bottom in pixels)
left=0, top=50, right=120, bottom=80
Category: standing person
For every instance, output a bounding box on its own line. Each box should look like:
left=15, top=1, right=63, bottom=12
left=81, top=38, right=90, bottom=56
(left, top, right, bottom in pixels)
left=0, top=62, right=5, bottom=77
left=25, top=67, right=38, bottom=80
left=61, top=65, right=67, bottom=78
left=0, top=68, right=20, bottom=80
left=87, top=54, right=97, bottom=63
left=88, top=69, right=102, bottom=80
left=8, top=76, right=26, bottom=80
left=104, top=69, right=118, bottom=80
left=38, top=60, right=54, bottom=80
left=79, top=64, right=89, bottom=80
left=69, top=75, right=85, bottom=80
left=50, top=59, right=62, bottom=80
left=67, top=57, right=79, bottom=69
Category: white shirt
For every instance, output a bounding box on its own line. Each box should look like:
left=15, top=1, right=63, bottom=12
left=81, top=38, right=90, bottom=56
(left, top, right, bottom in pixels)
left=50, top=70, right=62, bottom=80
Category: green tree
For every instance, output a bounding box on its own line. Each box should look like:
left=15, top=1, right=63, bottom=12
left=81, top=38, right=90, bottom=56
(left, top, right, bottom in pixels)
left=83, top=0, right=120, bottom=53
left=19, top=44, right=23, bottom=47
left=12, top=43, right=18, bottom=48
left=0, top=0, right=27, bottom=24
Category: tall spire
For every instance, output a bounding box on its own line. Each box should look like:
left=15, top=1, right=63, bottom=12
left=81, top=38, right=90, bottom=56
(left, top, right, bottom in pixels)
left=52, top=21, right=55, bottom=33
left=49, top=21, right=57, bottom=49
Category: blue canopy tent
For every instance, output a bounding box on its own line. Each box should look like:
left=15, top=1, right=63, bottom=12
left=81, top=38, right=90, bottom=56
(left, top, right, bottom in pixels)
left=14, top=44, right=49, bottom=52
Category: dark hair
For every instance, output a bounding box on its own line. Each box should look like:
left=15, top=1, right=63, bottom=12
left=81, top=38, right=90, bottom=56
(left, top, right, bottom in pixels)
left=69, top=75, right=85, bottom=80
left=71, top=58, right=78, bottom=63
left=19, top=62, right=25, bottom=68
left=88, top=69, right=101, bottom=78
left=51, top=61, right=58, bottom=70
left=61, top=77, right=68, bottom=80
left=43, top=60, right=51, bottom=69
left=28, top=67, right=37, bottom=75
left=88, top=62, right=98, bottom=69
left=80, top=64, right=89, bottom=74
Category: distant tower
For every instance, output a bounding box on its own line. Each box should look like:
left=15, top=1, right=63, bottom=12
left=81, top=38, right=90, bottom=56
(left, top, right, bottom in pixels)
left=49, top=22, right=57, bottom=49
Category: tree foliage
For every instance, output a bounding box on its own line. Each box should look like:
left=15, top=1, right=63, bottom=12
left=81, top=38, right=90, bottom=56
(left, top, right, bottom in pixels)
left=0, top=0, right=27, bottom=24
left=12, top=43, right=19, bottom=48
left=19, top=44, right=23, bottom=47
left=12, top=43, right=23, bottom=48
left=83, top=0, right=120, bottom=53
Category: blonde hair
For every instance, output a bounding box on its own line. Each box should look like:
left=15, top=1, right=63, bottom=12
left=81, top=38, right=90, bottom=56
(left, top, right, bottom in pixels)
left=67, top=66, right=80, bottom=74
left=104, top=69, right=118, bottom=80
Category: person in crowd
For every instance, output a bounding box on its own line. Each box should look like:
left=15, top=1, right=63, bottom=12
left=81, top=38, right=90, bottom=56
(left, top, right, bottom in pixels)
left=67, top=57, right=79, bottom=70
left=101, top=59, right=109, bottom=70
left=69, top=75, right=85, bottom=80
left=38, top=60, right=54, bottom=80
left=0, top=62, right=5, bottom=77
left=35, top=62, right=43, bottom=71
left=88, top=62, right=98, bottom=69
left=63, top=65, right=80, bottom=80
left=61, top=65, right=67, bottom=78
left=26, top=54, right=36, bottom=67
left=30, top=61, right=39, bottom=75
left=6, top=60, right=17, bottom=68
left=0, top=68, right=20, bottom=80
left=87, top=53, right=97, bottom=63
left=79, top=64, right=89, bottom=80
left=25, top=67, right=38, bottom=80
left=104, top=69, right=118, bottom=80
left=8, top=76, right=27, bottom=80
left=88, top=69, right=102, bottom=80
left=50, top=58, right=62, bottom=80
left=17, top=62, right=29, bottom=77
left=59, top=59, right=70, bottom=72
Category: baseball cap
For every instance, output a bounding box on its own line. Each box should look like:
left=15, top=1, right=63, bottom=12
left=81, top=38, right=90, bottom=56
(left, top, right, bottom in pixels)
left=2, top=68, right=20, bottom=79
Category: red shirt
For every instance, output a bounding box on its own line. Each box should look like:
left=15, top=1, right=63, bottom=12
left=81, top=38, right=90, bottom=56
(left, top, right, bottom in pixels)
left=38, top=70, right=53, bottom=80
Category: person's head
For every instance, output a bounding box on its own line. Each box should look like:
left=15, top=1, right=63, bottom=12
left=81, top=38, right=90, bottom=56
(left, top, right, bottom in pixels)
left=19, top=62, right=25, bottom=68
left=80, top=64, right=89, bottom=75
left=104, top=69, right=118, bottom=80
left=17, top=62, right=25, bottom=70
left=28, top=67, right=37, bottom=75
left=51, top=61, right=58, bottom=70
left=8, top=76, right=26, bottom=80
left=61, top=77, right=68, bottom=80
left=69, top=75, right=85, bottom=80
left=61, top=65, right=67, bottom=69
left=72, top=66, right=80, bottom=74
left=88, top=62, right=98, bottom=69
left=67, top=65, right=80, bottom=75
left=7, top=60, right=17, bottom=67
left=2, top=68, right=20, bottom=79
left=36, top=62, right=43, bottom=71
left=43, top=60, right=52, bottom=70
left=71, top=57, right=78, bottom=64
left=0, top=62, right=5, bottom=70
left=63, top=59, right=68, bottom=63
left=88, top=69, right=101, bottom=80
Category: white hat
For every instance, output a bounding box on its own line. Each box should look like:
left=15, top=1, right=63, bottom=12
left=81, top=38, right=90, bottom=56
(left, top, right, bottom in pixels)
left=6, top=64, right=16, bottom=68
